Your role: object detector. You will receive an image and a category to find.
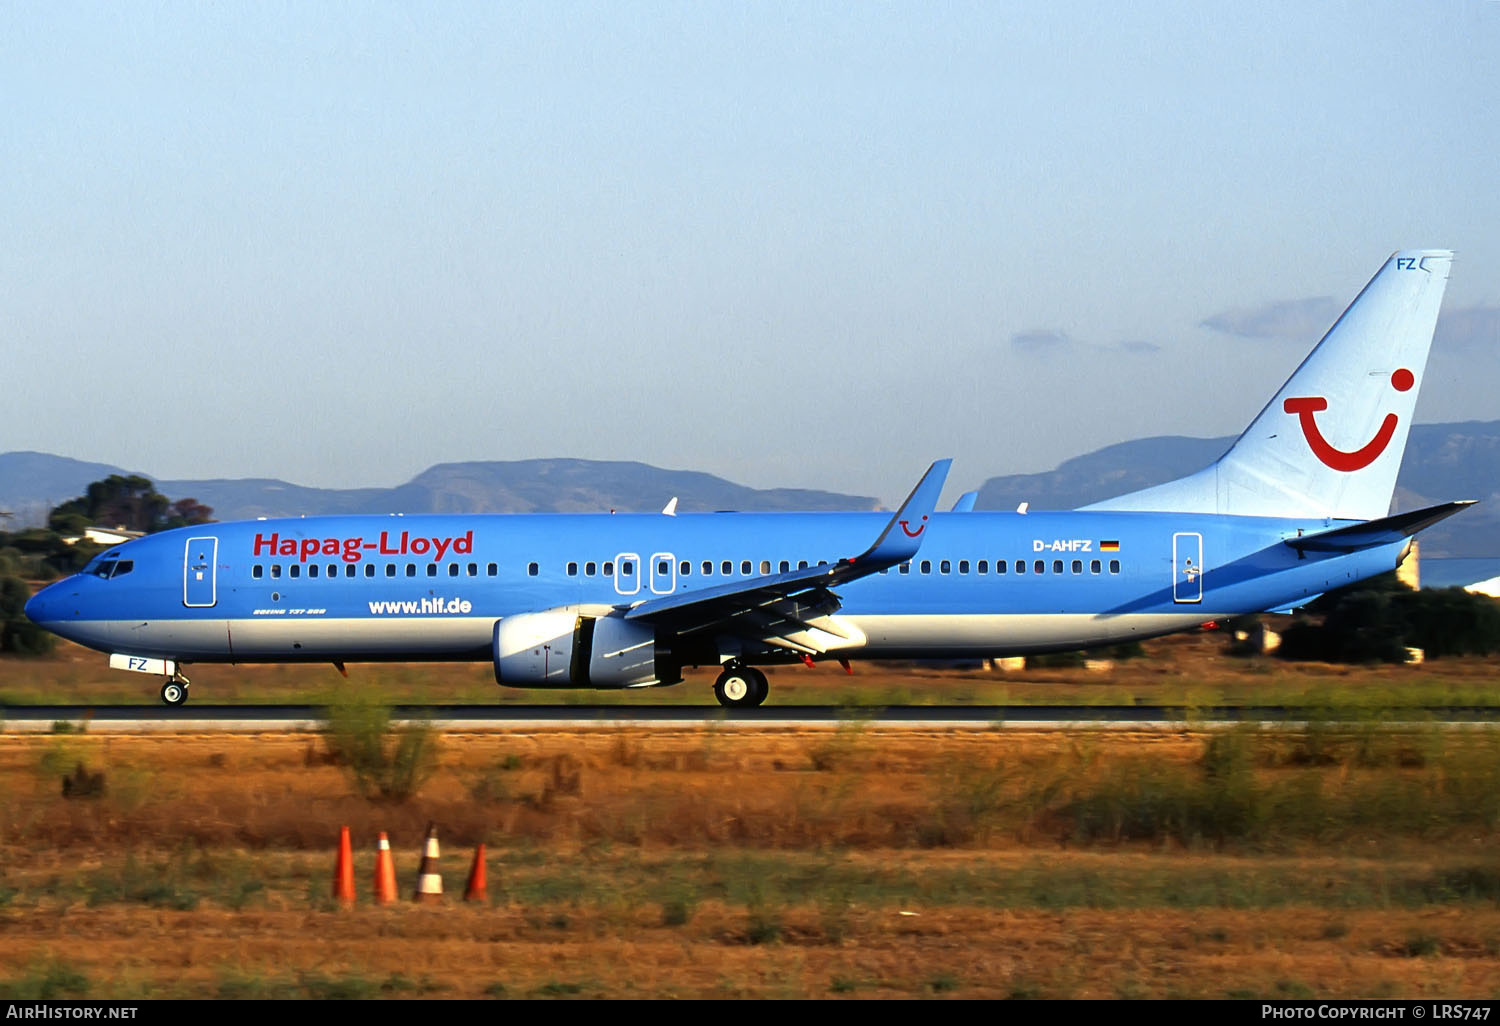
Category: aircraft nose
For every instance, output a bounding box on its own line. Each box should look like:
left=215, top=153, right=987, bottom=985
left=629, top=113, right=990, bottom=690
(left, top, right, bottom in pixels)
left=23, top=577, right=115, bottom=652
left=24, top=579, right=73, bottom=626
left=24, top=584, right=55, bottom=624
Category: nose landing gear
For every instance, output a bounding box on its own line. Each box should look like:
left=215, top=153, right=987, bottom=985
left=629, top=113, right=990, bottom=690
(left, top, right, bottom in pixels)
left=160, top=671, right=191, bottom=707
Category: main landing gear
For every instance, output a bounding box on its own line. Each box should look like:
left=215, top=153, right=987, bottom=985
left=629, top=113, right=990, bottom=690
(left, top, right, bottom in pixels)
left=713, top=662, right=768, bottom=709
left=159, top=671, right=191, bottom=707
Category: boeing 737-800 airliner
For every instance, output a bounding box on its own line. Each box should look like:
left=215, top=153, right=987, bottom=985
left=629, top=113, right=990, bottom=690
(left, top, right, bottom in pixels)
left=25, top=251, right=1471, bottom=707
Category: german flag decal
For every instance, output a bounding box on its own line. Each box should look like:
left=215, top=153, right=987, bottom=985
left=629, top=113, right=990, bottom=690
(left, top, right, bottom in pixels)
left=1100, top=540, right=1120, bottom=552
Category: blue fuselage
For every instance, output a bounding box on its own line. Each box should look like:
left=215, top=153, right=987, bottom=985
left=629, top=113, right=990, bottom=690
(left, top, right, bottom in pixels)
left=25, top=509, right=1404, bottom=671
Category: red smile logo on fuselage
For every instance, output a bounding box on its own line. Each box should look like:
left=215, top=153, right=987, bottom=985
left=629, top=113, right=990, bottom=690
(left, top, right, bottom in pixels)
left=1282, top=368, right=1414, bottom=472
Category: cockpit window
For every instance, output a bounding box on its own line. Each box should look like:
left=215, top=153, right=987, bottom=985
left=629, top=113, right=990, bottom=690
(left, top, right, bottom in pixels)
left=85, top=558, right=134, bottom=579
left=90, top=560, right=118, bottom=578
left=112, top=560, right=133, bottom=577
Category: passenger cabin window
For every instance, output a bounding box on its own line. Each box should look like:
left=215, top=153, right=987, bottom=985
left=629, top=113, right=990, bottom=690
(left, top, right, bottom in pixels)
left=289, top=565, right=300, bottom=578
left=1110, top=559, right=1121, bottom=574
left=798, top=560, right=809, bottom=570
left=959, top=560, right=970, bottom=574
left=702, top=561, right=713, bottom=576
left=920, top=560, right=931, bottom=574
left=899, top=562, right=910, bottom=575
left=271, top=564, right=282, bottom=579
left=365, top=564, right=376, bottom=578
left=528, top=562, right=539, bottom=577
left=405, top=564, right=416, bottom=577
left=721, top=561, right=732, bottom=575
left=1015, top=561, right=1025, bottom=575
left=309, top=565, right=319, bottom=578
left=426, top=564, right=437, bottom=578
left=680, top=561, right=691, bottom=576
left=448, top=563, right=459, bottom=577
left=567, top=562, right=578, bottom=577
left=1034, top=560, right=1045, bottom=575
left=658, top=560, right=670, bottom=576
left=386, top=564, right=396, bottom=578
left=1052, top=560, right=1063, bottom=574
left=1090, top=560, right=1101, bottom=574
left=487, top=563, right=498, bottom=576
left=1072, top=559, right=1083, bottom=574
left=585, top=562, right=597, bottom=576
left=604, top=561, right=614, bottom=576
left=978, top=560, right=988, bottom=574
left=740, top=560, right=751, bottom=575
left=252, top=565, right=263, bottom=579
left=940, top=560, right=952, bottom=575
left=779, top=560, right=789, bottom=574
left=760, top=560, right=771, bottom=575
left=996, top=560, right=1006, bottom=574
left=345, top=565, right=356, bottom=578
left=467, top=563, right=477, bottom=576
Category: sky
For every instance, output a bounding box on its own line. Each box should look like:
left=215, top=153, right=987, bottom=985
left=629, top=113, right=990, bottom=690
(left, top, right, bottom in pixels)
left=3, top=1, right=1497, bottom=506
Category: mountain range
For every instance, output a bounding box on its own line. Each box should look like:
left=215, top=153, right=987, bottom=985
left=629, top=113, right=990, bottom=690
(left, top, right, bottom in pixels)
left=2, top=420, right=1496, bottom=557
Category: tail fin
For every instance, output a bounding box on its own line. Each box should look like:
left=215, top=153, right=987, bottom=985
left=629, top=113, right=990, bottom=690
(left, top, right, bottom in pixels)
left=1085, top=250, right=1453, bottom=521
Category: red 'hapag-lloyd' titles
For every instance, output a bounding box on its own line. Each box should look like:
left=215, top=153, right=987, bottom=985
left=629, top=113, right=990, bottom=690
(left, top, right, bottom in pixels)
left=252, top=530, right=475, bottom=564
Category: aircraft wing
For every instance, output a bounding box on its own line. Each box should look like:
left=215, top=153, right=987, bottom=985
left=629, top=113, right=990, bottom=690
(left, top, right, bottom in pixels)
left=623, top=460, right=951, bottom=647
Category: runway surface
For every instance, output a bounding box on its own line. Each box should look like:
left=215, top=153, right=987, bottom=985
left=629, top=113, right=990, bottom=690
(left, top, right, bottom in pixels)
left=4, top=703, right=1500, bottom=732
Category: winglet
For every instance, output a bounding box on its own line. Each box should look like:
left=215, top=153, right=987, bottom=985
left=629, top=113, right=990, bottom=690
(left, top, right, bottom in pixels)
left=950, top=491, right=979, bottom=513
left=662, top=497, right=678, bottom=516
left=854, top=459, right=952, bottom=566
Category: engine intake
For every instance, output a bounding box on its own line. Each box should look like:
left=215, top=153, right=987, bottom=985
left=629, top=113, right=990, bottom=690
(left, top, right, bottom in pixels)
left=493, top=610, right=678, bottom=688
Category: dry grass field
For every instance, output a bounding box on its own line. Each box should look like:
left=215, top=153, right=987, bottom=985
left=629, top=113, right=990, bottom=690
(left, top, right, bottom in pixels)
left=3, top=633, right=1500, bottom=998
left=3, top=713, right=1500, bottom=999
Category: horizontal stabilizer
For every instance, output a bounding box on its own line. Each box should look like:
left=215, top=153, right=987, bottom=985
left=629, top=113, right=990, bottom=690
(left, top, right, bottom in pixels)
left=1285, top=501, right=1475, bottom=554
left=950, top=491, right=979, bottom=512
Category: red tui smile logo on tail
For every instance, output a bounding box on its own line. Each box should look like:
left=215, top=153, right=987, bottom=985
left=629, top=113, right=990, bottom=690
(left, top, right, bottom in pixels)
left=899, top=515, right=928, bottom=538
left=1282, top=369, right=1414, bottom=472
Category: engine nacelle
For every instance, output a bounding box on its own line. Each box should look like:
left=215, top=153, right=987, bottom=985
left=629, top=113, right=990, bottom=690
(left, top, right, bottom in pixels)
left=493, top=610, right=580, bottom=686
left=493, top=610, right=678, bottom=688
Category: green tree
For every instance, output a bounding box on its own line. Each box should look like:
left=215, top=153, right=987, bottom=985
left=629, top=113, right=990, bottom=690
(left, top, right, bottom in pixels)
left=48, top=475, right=212, bottom=534
left=1393, top=587, right=1500, bottom=658
left=1279, top=575, right=1500, bottom=663
left=0, top=575, right=53, bottom=655
left=162, top=497, right=214, bottom=531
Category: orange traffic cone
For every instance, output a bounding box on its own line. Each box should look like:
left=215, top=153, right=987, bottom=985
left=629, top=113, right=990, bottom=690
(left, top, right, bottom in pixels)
left=413, top=822, right=443, bottom=904
left=464, top=843, right=487, bottom=903
left=333, top=825, right=355, bottom=906
left=374, top=831, right=398, bottom=905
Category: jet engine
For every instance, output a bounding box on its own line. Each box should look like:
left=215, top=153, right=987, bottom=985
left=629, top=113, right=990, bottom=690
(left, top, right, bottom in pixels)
left=492, top=610, right=679, bottom=688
